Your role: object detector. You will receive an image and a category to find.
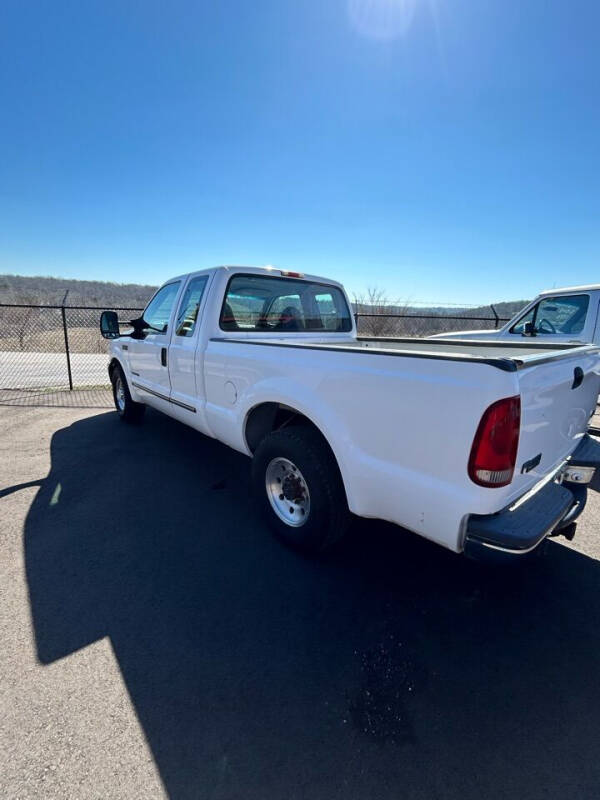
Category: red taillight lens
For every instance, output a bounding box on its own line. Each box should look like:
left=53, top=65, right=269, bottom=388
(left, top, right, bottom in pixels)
left=468, top=396, right=521, bottom=487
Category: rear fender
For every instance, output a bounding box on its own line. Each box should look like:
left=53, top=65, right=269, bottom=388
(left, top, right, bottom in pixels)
left=234, top=379, right=356, bottom=511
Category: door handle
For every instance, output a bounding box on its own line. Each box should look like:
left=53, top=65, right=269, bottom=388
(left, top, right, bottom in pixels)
left=161, top=347, right=167, bottom=367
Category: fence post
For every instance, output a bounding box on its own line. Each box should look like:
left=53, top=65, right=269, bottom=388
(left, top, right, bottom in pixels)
left=490, top=304, right=500, bottom=329
left=354, top=312, right=359, bottom=329
left=61, top=305, right=74, bottom=390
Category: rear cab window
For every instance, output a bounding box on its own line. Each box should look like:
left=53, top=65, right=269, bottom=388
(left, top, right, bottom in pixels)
left=220, top=274, right=353, bottom=333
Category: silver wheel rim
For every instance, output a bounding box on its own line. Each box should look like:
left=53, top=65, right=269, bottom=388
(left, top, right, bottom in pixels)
left=265, top=457, right=310, bottom=527
left=115, top=377, right=126, bottom=412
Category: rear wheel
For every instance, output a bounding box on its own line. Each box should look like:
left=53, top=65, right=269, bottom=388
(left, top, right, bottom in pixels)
left=252, top=426, right=349, bottom=553
left=111, top=365, right=145, bottom=423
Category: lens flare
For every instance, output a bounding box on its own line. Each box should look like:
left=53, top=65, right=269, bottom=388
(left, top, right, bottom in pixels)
left=348, top=0, right=418, bottom=40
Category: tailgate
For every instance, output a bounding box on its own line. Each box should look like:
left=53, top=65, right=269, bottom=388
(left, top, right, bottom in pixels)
left=510, top=347, right=600, bottom=498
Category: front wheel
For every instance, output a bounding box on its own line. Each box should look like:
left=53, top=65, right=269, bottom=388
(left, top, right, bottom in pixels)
left=111, top=365, right=145, bottom=423
left=251, top=426, right=349, bottom=553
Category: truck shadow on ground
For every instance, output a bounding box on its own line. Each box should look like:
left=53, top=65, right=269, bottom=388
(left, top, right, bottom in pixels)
left=24, top=410, right=600, bottom=800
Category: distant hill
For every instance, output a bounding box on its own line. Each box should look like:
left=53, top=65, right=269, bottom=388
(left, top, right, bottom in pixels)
left=0, top=273, right=529, bottom=323
left=0, top=274, right=157, bottom=308
left=353, top=299, right=529, bottom=320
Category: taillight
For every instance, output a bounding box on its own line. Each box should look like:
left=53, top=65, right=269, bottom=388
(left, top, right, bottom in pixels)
left=468, top=396, right=521, bottom=487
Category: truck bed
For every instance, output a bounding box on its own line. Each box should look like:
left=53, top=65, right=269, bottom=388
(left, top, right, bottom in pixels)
left=212, top=335, right=600, bottom=372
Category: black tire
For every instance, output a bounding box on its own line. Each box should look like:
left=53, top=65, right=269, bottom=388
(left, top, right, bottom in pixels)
left=251, top=425, right=350, bottom=553
left=111, top=365, right=145, bottom=424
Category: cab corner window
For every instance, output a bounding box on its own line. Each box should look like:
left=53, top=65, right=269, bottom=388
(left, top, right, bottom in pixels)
left=510, top=307, right=535, bottom=335
left=142, top=281, right=181, bottom=335
left=219, top=275, right=352, bottom=333
left=175, top=276, right=209, bottom=337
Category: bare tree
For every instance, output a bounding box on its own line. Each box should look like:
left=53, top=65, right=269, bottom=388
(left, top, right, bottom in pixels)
left=352, top=287, right=410, bottom=337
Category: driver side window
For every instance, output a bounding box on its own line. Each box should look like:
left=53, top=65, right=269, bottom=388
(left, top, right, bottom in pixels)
left=535, top=295, right=589, bottom=335
left=143, top=282, right=181, bottom=334
left=510, top=294, right=590, bottom=336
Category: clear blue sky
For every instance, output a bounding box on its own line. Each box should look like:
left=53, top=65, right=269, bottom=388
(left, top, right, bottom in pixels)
left=1, top=0, right=599, bottom=304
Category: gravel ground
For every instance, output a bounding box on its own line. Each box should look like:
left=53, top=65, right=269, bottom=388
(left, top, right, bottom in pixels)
left=0, top=388, right=113, bottom=408
left=1, top=406, right=600, bottom=800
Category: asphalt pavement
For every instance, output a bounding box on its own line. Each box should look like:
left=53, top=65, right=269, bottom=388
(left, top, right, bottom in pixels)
left=1, top=405, right=600, bottom=800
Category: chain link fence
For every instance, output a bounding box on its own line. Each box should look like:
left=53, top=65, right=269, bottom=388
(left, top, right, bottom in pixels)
left=0, top=304, right=142, bottom=407
left=354, top=306, right=510, bottom=337
left=0, top=302, right=511, bottom=408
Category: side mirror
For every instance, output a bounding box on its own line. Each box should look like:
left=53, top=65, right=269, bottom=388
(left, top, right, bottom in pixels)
left=523, top=321, right=537, bottom=337
left=100, top=310, right=120, bottom=339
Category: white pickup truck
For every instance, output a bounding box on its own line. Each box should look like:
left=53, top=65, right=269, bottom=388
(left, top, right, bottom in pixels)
left=100, top=266, right=600, bottom=563
left=433, top=284, right=600, bottom=344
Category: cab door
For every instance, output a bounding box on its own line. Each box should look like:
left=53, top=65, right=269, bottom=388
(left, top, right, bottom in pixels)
left=128, top=280, right=182, bottom=405
left=167, top=272, right=212, bottom=426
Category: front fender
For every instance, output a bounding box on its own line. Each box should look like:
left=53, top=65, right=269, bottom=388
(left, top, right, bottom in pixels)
left=107, top=347, right=142, bottom=402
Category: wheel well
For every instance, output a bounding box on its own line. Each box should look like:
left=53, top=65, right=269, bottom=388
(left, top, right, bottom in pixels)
left=245, top=403, right=326, bottom=454
left=108, top=358, right=121, bottom=379
left=245, top=402, right=349, bottom=505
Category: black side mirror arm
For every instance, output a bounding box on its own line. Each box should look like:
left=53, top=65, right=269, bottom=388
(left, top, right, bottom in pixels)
left=129, top=317, right=164, bottom=339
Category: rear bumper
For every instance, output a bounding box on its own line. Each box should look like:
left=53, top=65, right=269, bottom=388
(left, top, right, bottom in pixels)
left=464, top=434, right=600, bottom=563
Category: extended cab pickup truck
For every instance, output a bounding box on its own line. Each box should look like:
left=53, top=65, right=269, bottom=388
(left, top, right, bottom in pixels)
left=100, top=266, right=600, bottom=562
left=432, top=284, right=600, bottom=345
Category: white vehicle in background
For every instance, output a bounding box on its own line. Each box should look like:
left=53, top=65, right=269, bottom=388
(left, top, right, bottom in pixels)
left=432, top=285, right=600, bottom=345
left=99, top=267, right=600, bottom=564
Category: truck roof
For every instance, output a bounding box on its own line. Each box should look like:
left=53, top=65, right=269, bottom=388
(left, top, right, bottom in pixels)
left=539, top=283, right=600, bottom=296
left=167, top=264, right=346, bottom=290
